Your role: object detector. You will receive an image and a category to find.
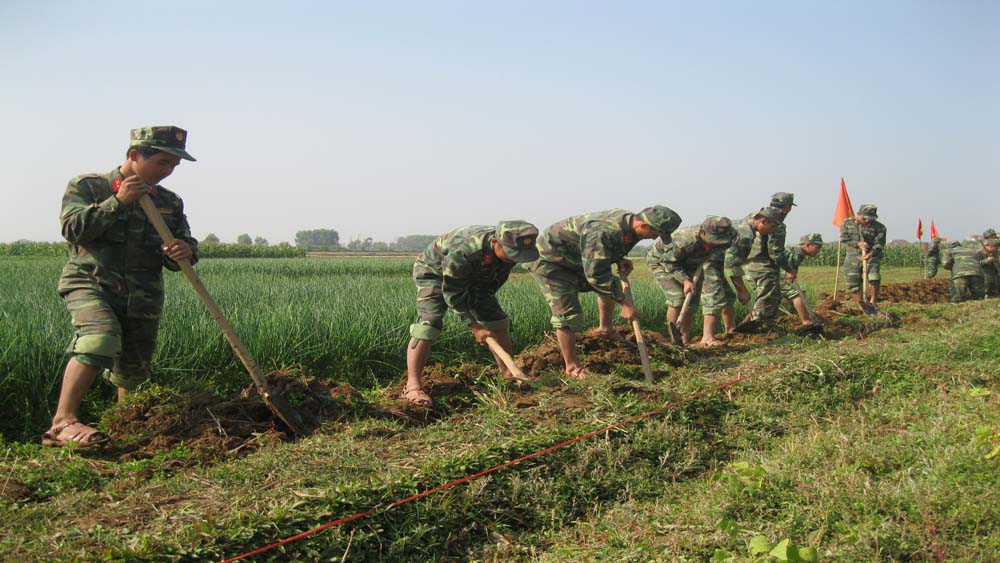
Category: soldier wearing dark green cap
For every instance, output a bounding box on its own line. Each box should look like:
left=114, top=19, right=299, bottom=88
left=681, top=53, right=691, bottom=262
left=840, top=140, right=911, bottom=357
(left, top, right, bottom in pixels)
left=925, top=237, right=943, bottom=279
left=404, top=220, right=540, bottom=405
left=525, top=206, right=681, bottom=377
left=44, top=126, right=198, bottom=448
left=943, top=238, right=986, bottom=302
left=779, top=233, right=823, bottom=326
left=976, top=234, right=1000, bottom=298
left=712, top=207, right=783, bottom=342
left=646, top=216, right=736, bottom=346
left=740, top=193, right=797, bottom=326
left=840, top=204, right=887, bottom=308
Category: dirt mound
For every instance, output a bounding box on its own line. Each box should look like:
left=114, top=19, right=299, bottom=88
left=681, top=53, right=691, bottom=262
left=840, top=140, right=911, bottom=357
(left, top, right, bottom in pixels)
left=515, top=326, right=686, bottom=377
left=104, top=372, right=363, bottom=464
left=819, top=277, right=950, bottom=308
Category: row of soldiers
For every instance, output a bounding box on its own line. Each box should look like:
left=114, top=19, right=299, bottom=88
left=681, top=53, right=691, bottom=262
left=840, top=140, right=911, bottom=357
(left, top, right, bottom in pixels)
left=925, top=230, right=1000, bottom=301
left=402, top=193, right=890, bottom=405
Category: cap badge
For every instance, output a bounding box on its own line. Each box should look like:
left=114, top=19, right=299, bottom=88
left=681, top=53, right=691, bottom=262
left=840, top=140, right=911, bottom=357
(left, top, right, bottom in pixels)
left=176, top=132, right=185, bottom=141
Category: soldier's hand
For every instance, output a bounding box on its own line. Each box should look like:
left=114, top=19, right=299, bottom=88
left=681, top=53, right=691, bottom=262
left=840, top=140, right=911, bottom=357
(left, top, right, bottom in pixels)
left=858, top=241, right=870, bottom=251
left=618, top=259, right=634, bottom=277
left=470, top=324, right=492, bottom=344
left=737, top=288, right=751, bottom=305
left=115, top=176, right=154, bottom=205
left=988, top=256, right=996, bottom=263
left=619, top=302, right=640, bottom=323
left=683, top=279, right=695, bottom=295
left=785, top=271, right=797, bottom=283
left=162, top=240, right=193, bottom=262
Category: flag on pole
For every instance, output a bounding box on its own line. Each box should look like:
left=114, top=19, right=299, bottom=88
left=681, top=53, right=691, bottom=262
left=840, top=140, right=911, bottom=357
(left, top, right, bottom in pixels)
left=930, top=220, right=939, bottom=239
left=917, top=218, right=923, bottom=240
left=832, top=177, right=855, bottom=227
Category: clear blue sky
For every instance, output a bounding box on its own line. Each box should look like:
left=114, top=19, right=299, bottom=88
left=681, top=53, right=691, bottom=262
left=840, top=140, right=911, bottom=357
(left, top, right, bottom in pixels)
left=2, top=1, right=997, bottom=245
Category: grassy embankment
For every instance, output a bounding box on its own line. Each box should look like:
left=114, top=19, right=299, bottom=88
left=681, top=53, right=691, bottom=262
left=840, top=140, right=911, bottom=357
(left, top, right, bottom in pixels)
left=2, top=256, right=996, bottom=561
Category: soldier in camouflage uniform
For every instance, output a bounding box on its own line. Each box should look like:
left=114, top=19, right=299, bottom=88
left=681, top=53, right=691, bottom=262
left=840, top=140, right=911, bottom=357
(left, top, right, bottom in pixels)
left=779, top=233, right=823, bottom=326
left=981, top=229, right=1000, bottom=297
left=646, top=216, right=737, bottom=346
left=840, top=204, right=887, bottom=308
left=942, top=238, right=986, bottom=302
left=44, top=126, right=198, bottom=448
left=405, top=221, right=539, bottom=405
left=526, top=206, right=681, bottom=377
left=742, top=193, right=797, bottom=325
left=714, top=207, right=783, bottom=341
left=925, top=237, right=943, bottom=278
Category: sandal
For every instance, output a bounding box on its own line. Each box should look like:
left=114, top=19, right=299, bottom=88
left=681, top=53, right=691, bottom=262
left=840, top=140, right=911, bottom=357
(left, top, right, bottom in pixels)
left=401, top=385, right=433, bottom=407
left=564, top=366, right=592, bottom=380
left=41, top=421, right=110, bottom=449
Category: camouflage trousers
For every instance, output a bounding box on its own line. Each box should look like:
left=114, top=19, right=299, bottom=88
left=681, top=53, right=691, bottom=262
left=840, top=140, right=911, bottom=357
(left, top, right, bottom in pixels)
left=527, top=264, right=604, bottom=331
left=842, top=252, right=881, bottom=293
left=925, top=258, right=939, bottom=279
left=63, top=288, right=160, bottom=391
left=744, top=263, right=782, bottom=320
left=698, top=266, right=736, bottom=315
left=984, top=267, right=1000, bottom=298
left=410, top=276, right=509, bottom=341
left=950, top=275, right=985, bottom=303
left=778, top=276, right=803, bottom=300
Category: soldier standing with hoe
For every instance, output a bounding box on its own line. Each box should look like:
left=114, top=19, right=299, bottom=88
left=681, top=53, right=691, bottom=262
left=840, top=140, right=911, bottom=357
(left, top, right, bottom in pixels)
left=44, top=126, right=198, bottom=448
left=526, top=206, right=681, bottom=378
left=839, top=204, right=887, bottom=311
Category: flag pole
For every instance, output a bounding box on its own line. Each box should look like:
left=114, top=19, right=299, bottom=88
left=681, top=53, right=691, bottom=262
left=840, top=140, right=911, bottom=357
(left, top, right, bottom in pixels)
left=833, top=240, right=842, bottom=300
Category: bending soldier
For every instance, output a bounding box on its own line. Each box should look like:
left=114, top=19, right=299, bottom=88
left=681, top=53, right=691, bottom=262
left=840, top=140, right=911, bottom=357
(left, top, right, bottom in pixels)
left=779, top=233, right=823, bottom=327
left=718, top=207, right=783, bottom=338
left=742, top=193, right=797, bottom=326
left=942, top=238, right=986, bottom=302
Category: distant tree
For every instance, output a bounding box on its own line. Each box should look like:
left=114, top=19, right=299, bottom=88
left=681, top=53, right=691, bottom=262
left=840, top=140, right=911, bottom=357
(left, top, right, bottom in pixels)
left=370, top=241, right=389, bottom=252
left=390, top=234, right=437, bottom=252
left=276, top=241, right=291, bottom=248
left=236, top=233, right=253, bottom=245
left=254, top=236, right=269, bottom=247
left=295, top=229, right=340, bottom=248
left=202, top=233, right=221, bottom=244
left=888, top=239, right=912, bottom=247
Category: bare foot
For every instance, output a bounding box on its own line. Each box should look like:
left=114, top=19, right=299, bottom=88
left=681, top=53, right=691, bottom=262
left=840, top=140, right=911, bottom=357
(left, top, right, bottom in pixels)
left=401, top=385, right=433, bottom=407
left=699, top=338, right=724, bottom=348
left=589, top=328, right=631, bottom=345
left=564, top=366, right=592, bottom=380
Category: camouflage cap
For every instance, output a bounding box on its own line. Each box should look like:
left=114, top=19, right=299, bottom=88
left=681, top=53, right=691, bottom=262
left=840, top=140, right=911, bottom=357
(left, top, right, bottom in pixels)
left=753, top=206, right=784, bottom=224
left=858, top=204, right=878, bottom=219
left=770, top=192, right=797, bottom=207
left=129, top=126, right=196, bottom=161
left=637, top=205, right=682, bottom=243
left=931, top=237, right=942, bottom=243
left=495, top=220, right=539, bottom=263
left=947, top=240, right=962, bottom=248
left=701, top=216, right=737, bottom=246
left=983, top=228, right=998, bottom=240
left=799, top=233, right=824, bottom=245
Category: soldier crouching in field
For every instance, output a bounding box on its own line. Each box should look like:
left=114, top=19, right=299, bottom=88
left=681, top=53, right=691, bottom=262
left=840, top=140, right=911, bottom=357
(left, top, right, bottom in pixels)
left=840, top=204, right=887, bottom=308
left=44, top=126, right=198, bottom=448
left=943, top=238, right=987, bottom=302
left=718, top=207, right=783, bottom=337
left=404, top=221, right=540, bottom=406
left=779, top=233, right=824, bottom=327
left=525, top=206, right=681, bottom=378
left=646, top=216, right=737, bottom=346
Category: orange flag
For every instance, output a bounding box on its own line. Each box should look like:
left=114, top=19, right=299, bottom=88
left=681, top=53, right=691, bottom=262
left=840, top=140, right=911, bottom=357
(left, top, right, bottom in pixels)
left=930, top=220, right=939, bottom=239
left=832, top=177, right=855, bottom=227
left=917, top=218, right=923, bottom=240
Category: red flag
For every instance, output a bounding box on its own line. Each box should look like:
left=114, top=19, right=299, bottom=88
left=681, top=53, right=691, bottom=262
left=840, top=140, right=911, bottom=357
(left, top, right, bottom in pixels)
left=930, top=220, right=939, bottom=239
left=832, top=177, right=855, bottom=227
left=917, top=218, right=923, bottom=240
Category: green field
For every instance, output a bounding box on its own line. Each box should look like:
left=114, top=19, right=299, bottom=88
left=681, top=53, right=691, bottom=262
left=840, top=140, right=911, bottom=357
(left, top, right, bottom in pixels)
left=3, top=256, right=997, bottom=562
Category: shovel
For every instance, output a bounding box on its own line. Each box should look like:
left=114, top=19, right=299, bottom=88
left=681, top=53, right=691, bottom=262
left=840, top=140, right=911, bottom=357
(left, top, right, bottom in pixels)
left=669, top=266, right=704, bottom=347
left=859, top=255, right=879, bottom=316
left=620, top=275, right=654, bottom=384
left=484, top=336, right=535, bottom=384
left=138, top=195, right=307, bottom=435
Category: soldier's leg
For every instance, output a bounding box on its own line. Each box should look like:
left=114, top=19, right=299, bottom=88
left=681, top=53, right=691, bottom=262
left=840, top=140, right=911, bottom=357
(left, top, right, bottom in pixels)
left=466, top=296, right=515, bottom=378
left=406, top=278, right=448, bottom=404
left=112, top=316, right=160, bottom=402
left=702, top=267, right=734, bottom=345
left=655, top=269, right=685, bottom=333
left=985, top=271, right=1000, bottom=297
left=867, top=259, right=882, bottom=303
left=50, top=289, right=122, bottom=439
left=753, top=267, right=782, bottom=321
left=970, top=275, right=986, bottom=300
left=531, top=269, right=588, bottom=376
left=843, top=253, right=862, bottom=305
left=951, top=277, right=969, bottom=303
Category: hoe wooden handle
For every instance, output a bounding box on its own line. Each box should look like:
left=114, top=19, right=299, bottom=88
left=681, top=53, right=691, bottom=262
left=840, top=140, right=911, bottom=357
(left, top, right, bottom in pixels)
left=484, top=337, right=532, bottom=382
left=620, top=276, right=654, bottom=384
left=138, top=195, right=273, bottom=395
left=677, top=265, right=705, bottom=327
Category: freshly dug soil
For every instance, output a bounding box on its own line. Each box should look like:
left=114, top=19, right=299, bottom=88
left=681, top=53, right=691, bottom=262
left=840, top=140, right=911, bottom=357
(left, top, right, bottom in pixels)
left=819, top=277, right=950, bottom=308
left=515, top=326, right=687, bottom=378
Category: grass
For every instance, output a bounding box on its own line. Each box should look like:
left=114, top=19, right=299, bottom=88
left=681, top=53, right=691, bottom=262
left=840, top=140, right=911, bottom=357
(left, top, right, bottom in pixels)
left=0, top=260, right=994, bottom=561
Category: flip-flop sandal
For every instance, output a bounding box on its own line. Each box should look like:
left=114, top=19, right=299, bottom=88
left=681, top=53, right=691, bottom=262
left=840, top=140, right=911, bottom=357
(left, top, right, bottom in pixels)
left=401, top=386, right=433, bottom=407
left=41, top=421, right=109, bottom=449
left=564, top=367, right=593, bottom=380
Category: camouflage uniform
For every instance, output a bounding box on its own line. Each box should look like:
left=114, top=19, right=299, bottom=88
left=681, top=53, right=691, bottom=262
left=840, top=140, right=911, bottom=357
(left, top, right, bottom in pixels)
left=840, top=206, right=887, bottom=293
left=925, top=238, right=942, bottom=279
left=742, top=193, right=795, bottom=320
left=981, top=230, right=1000, bottom=297
left=718, top=212, right=766, bottom=309
left=778, top=233, right=823, bottom=300
left=59, top=164, right=198, bottom=390
left=526, top=207, right=680, bottom=331
left=646, top=219, right=734, bottom=315
left=942, top=240, right=985, bottom=302
left=410, top=222, right=537, bottom=341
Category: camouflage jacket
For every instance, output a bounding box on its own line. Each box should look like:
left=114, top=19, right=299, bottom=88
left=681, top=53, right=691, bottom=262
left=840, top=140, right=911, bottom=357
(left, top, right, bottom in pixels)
left=746, top=214, right=791, bottom=272
left=785, top=246, right=807, bottom=274
left=646, top=226, right=725, bottom=282
left=976, top=247, right=1000, bottom=276
left=724, top=213, right=761, bottom=278
left=925, top=245, right=941, bottom=278
left=942, top=242, right=982, bottom=277
left=840, top=217, right=887, bottom=258
left=532, top=209, right=639, bottom=302
left=413, top=226, right=513, bottom=316
left=58, top=168, right=198, bottom=319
